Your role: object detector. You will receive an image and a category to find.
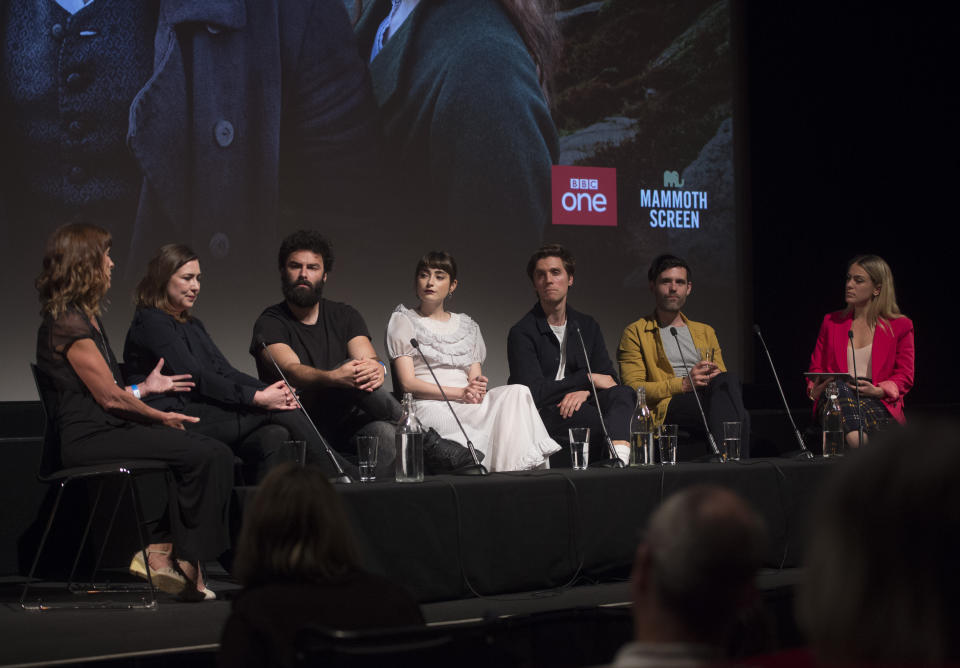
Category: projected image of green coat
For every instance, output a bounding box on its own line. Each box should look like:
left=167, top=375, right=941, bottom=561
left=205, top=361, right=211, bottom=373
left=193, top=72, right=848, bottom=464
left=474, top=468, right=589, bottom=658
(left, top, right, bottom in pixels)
left=355, top=0, right=559, bottom=253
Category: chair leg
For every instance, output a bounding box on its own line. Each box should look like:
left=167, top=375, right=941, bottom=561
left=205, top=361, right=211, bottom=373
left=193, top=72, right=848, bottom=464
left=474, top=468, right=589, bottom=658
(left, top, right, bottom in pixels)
left=85, top=474, right=129, bottom=587
left=20, top=480, right=68, bottom=608
left=129, top=474, right=158, bottom=609
left=67, top=477, right=105, bottom=589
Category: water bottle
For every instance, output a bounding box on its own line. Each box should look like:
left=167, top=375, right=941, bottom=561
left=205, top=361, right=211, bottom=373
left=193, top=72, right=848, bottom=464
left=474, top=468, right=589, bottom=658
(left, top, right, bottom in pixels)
left=395, top=392, right=424, bottom=482
left=629, top=387, right=655, bottom=466
left=821, top=382, right=844, bottom=458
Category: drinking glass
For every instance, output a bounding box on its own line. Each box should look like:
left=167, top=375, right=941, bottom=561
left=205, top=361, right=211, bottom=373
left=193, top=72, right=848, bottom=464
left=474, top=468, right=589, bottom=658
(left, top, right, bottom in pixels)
left=568, top=427, right=590, bottom=470
left=658, top=424, right=678, bottom=465
left=721, top=421, right=741, bottom=462
left=356, top=436, right=379, bottom=482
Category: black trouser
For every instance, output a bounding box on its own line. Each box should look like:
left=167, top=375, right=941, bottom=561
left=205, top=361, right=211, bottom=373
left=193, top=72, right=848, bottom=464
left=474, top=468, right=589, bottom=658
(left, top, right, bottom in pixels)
left=62, top=423, right=235, bottom=563
left=664, top=371, right=750, bottom=460
left=307, top=386, right=402, bottom=479
left=182, top=401, right=359, bottom=481
left=540, top=385, right=636, bottom=467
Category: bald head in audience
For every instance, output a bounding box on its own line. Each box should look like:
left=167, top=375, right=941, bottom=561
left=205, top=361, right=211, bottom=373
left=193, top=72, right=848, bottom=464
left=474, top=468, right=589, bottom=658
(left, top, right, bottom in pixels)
left=631, top=485, right=766, bottom=648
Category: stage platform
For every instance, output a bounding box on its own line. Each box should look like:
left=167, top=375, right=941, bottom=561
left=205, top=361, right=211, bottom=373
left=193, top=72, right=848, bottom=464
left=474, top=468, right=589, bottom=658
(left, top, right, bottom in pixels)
left=0, top=568, right=803, bottom=667
left=0, top=441, right=828, bottom=666
left=0, top=404, right=854, bottom=666
left=259, top=457, right=833, bottom=602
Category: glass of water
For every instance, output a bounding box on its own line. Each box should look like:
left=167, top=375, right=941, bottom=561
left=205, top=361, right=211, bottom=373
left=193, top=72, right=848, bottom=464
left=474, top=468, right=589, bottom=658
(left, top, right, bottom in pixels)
left=356, top=435, right=379, bottom=482
left=568, top=427, right=590, bottom=470
left=658, top=424, right=678, bottom=465
left=721, top=421, right=741, bottom=462
left=283, top=440, right=307, bottom=467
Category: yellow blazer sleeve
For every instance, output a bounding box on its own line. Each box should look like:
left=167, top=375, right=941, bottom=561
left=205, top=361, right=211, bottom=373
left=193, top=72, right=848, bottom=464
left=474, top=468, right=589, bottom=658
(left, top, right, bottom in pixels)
left=617, top=320, right=684, bottom=404
left=687, top=321, right=727, bottom=373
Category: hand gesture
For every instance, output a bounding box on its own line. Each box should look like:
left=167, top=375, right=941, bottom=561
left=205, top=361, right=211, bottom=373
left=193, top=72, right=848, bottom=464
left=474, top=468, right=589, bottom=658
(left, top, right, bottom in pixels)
left=329, top=360, right=362, bottom=389
left=682, top=361, right=718, bottom=391
left=352, top=358, right=386, bottom=392
left=140, top=358, right=194, bottom=396
left=253, top=380, right=297, bottom=411
left=808, top=375, right=835, bottom=401
left=160, top=412, right=200, bottom=430
left=558, top=390, right=590, bottom=419
left=847, top=377, right=882, bottom=399
left=463, top=375, right=488, bottom=404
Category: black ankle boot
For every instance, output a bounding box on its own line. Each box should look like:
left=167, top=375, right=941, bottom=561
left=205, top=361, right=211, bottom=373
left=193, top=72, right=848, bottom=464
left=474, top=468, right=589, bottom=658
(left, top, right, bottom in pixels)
left=422, top=427, right=483, bottom=473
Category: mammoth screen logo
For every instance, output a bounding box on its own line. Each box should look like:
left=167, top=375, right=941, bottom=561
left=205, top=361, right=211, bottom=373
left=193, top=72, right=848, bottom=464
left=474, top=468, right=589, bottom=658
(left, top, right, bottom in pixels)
left=663, top=170, right=684, bottom=188
left=551, top=165, right=618, bottom=227
left=638, top=168, right=708, bottom=229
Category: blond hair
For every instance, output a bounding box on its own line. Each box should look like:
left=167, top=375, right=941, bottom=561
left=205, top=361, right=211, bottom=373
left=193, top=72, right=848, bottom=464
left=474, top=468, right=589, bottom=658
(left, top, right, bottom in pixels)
left=845, top=254, right=903, bottom=333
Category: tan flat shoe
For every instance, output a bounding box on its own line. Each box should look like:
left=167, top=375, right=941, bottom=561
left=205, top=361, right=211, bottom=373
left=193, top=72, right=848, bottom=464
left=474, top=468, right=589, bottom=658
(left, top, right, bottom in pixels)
left=129, top=550, right=187, bottom=596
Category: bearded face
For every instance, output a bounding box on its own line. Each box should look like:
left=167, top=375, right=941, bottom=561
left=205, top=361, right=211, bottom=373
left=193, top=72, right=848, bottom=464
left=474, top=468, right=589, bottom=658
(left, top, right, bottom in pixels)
left=282, top=272, right=324, bottom=307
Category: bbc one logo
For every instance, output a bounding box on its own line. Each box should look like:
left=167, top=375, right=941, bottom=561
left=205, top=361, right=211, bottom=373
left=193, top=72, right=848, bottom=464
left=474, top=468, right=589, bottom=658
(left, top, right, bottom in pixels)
left=551, top=166, right=617, bottom=227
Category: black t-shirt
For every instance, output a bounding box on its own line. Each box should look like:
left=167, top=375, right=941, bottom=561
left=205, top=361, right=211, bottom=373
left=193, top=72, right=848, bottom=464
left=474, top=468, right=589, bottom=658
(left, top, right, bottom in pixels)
left=250, top=300, right=371, bottom=419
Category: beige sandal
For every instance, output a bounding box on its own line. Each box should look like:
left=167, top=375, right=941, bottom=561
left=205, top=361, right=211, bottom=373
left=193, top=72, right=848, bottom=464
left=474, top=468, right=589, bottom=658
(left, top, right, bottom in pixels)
left=173, top=560, right=215, bottom=603
left=129, top=549, right=187, bottom=596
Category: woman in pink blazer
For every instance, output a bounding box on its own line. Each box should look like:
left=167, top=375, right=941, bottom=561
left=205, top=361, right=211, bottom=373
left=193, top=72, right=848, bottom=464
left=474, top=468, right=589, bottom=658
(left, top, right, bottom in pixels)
left=807, top=255, right=914, bottom=447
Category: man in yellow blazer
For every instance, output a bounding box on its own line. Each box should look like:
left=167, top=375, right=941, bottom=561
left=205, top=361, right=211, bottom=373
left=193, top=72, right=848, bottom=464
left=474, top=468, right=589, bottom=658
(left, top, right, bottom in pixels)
left=617, top=254, right=749, bottom=459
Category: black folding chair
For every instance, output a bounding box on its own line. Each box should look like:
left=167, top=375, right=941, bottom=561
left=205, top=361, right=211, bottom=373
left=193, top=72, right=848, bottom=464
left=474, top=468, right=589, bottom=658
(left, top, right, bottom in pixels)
left=293, top=622, right=496, bottom=668
left=21, top=364, right=170, bottom=610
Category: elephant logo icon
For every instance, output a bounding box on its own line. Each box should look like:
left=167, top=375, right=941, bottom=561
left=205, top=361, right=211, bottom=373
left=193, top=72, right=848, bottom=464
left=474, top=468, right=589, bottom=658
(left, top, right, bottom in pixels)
left=663, top=170, right=684, bottom=188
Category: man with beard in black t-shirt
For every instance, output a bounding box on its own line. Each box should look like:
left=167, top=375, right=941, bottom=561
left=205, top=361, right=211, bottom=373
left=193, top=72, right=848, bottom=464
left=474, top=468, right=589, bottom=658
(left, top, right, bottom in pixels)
left=250, top=230, right=400, bottom=477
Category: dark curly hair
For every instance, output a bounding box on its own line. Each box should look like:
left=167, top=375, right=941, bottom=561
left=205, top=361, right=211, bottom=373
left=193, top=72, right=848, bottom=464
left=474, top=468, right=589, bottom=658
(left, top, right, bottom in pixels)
left=278, top=230, right=335, bottom=273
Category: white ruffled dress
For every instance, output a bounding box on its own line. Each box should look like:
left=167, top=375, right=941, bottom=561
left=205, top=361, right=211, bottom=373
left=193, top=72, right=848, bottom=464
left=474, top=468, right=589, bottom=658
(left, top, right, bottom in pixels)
left=385, top=305, right=560, bottom=471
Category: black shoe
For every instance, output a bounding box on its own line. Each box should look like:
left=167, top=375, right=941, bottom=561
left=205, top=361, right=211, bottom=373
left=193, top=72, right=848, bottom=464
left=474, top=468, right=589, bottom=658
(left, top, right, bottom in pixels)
left=422, top=427, right=483, bottom=473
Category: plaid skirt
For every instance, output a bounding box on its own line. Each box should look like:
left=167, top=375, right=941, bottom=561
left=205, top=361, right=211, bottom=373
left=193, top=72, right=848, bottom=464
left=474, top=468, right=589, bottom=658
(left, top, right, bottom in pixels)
left=818, top=382, right=892, bottom=434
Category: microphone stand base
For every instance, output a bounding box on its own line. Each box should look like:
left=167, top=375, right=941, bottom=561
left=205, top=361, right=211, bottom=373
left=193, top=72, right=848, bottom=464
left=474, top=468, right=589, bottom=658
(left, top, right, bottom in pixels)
left=780, top=449, right=815, bottom=461
left=452, top=463, right=489, bottom=476
left=590, top=457, right=626, bottom=469
left=330, top=474, right=354, bottom=484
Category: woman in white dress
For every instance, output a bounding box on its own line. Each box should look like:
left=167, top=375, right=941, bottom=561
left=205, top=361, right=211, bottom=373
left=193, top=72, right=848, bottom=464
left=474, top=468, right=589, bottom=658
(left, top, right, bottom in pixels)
left=385, top=251, right=560, bottom=471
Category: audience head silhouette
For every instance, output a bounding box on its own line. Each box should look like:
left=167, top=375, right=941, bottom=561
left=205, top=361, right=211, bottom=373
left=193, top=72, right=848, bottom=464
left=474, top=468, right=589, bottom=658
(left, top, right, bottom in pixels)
left=234, top=463, right=360, bottom=587
left=632, top=485, right=766, bottom=647
left=799, top=420, right=960, bottom=664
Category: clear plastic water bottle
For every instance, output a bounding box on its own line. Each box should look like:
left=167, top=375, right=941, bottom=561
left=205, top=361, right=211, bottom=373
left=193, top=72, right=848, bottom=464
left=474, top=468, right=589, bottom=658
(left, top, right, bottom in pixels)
left=822, top=382, right=844, bottom=458
left=395, top=392, right=424, bottom=482
left=629, top=387, right=655, bottom=466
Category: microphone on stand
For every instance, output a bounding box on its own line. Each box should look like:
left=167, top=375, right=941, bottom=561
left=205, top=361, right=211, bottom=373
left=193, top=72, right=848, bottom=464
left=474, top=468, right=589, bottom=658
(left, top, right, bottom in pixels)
left=257, top=338, right=352, bottom=484
left=409, top=338, right=488, bottom=476
left=848, top=330, right=865, bottom=447
left=573, top=324, right=625, bottom=468
left=753, top=324, right=812, bottom=459
left=669, top=327, right=720, bottom=457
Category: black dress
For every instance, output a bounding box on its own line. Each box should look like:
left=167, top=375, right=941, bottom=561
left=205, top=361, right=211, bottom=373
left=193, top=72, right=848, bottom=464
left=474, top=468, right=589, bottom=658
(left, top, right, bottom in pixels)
left=36, top=307, right=234, bottom=562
